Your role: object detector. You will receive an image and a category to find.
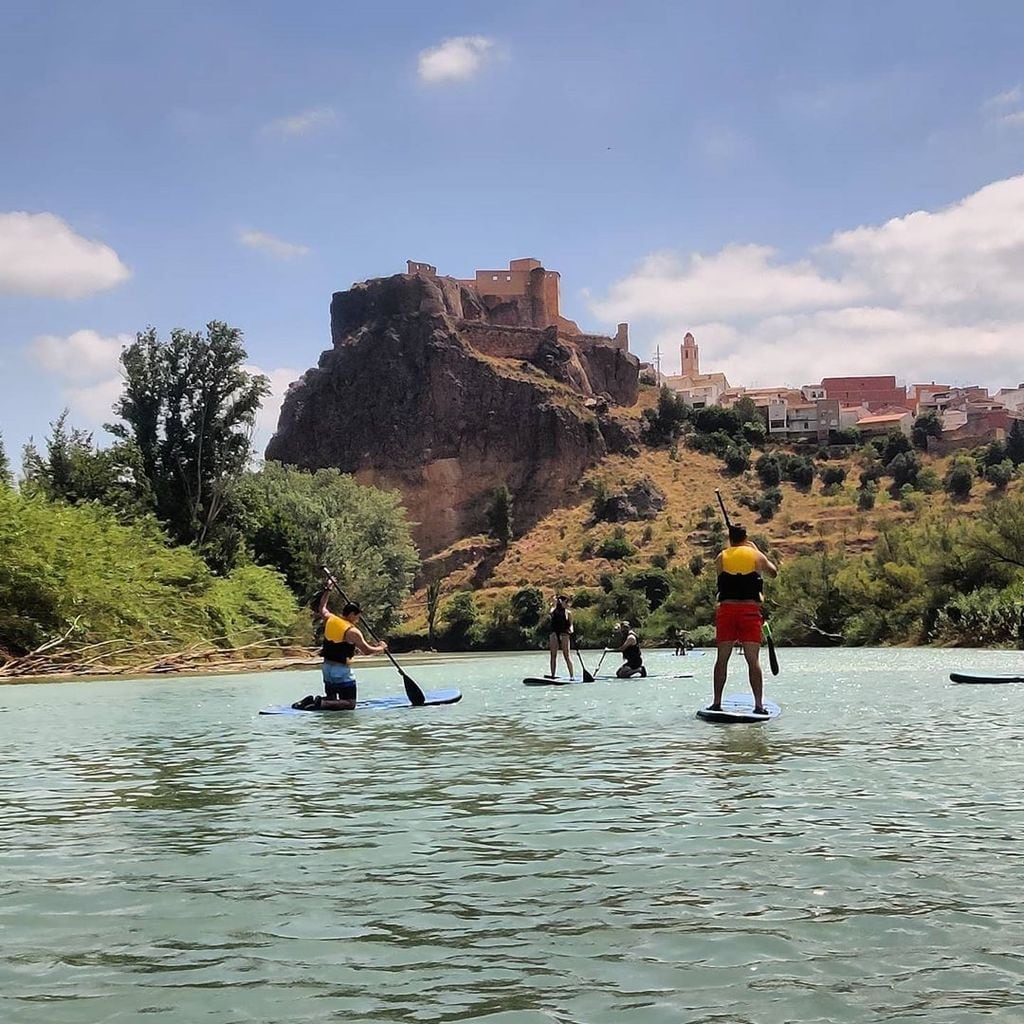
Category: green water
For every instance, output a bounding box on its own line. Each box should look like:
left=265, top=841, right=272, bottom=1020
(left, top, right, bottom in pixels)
left=2, top=648, right=1023, bottom=1024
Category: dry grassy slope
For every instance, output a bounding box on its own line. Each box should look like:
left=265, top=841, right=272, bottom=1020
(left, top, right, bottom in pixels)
left=400, top=445, right=1003, bottom=630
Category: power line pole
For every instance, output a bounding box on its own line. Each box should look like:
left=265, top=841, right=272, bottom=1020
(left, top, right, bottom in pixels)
left=653, top=345, right=662, bottom=385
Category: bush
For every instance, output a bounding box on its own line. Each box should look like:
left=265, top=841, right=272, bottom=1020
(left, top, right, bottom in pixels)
left=511, top=587, right=544, bottom=627
left=916, top=466, right=940, bottom=493
left=625, top=569, right=672, bottom=610
left=688, top=554, right=705, bottom=575
left=724, top=446, right=751, bottom=474
left=820, top=466, right=847, bottom=487
left=857, top=484, right=877, bottom=510
left=441, top=592, right=480, bottom=648
left=985, top=461, right=1014, bottom=491
left=642, top=386, right=691, bottom=445
left=888, top=451, right=920, bottom=488
left=878, top=430, right=913, bottom=464
left=789, top=459, right=815, bottom=489
left=945, top=462, right=974, bottom=500
left=597, top=532, right=636, bottom=560
left=829, top=427, right=861, bottom=446
left=755, top=453, right=782, bottom=487
left=899, top=485, right=923, bottom=512
left=911, top=411, right=943, bottom=451
left=486, top=484, right=514, bottom=545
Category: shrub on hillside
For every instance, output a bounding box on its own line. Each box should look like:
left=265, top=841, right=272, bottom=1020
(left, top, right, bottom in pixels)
left=986, top=461, right=1014, bottom=491
left=755, top=453, right=782, bottom=487
left=724, top=446, right=751, bottom=474
left=820, top=466, right=847, bottom=487
left=888, top=451, right=920, bottom=488
left=858, top=483, right=877, bottom=510
left=597, top=531, right=636, bottom=560
left=945, top=461, right=975, bottom=500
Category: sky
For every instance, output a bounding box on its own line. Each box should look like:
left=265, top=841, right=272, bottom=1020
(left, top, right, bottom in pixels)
left=3, top=0, right=1024, bottom=462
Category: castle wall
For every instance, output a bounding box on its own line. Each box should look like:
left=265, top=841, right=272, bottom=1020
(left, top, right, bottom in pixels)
left=460, top=322, right=550, bottom=361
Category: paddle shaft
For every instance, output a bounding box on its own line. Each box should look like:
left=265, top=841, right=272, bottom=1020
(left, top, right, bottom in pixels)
left=320, top=568, right=426, bottom=705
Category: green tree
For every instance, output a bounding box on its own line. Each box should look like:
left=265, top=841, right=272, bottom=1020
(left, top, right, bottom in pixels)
left=888, top=451, right=920, bottom=488
left=0, top=432, right=10, bottom=488
left=944, top=460, right=975, bottom=500
left=642, top=386, right=691, bottom=445
left=820, top=466, right=847, bottom=487
left=441, top=592, right=480, bottom=648
left=511, top=586, right=544, bottom=627
left=0, top=487, right=299, bottom=658
left=911, top=411, right=943, bottom=451
left=425, top=578, right=445, bottom=648
left=109, top=322, right=270, bottom=553
left=21, top=411, right=153, bottom=517
left=1007, top=419, right=1024, bottom=467
left=228, top=462, right=418, bottom=629
left=985, top=461, right=1013, bottom=491
left=724, top=445, right=751, bottom=474
left=878, top=430, right=913, bottom=465
left=755, top=453, right=782, bottom=487
left=486, top=484, right=514, bottom=546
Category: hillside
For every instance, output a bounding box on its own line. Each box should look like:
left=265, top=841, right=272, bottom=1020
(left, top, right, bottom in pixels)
left=399, top=436, right=1020, bottom=645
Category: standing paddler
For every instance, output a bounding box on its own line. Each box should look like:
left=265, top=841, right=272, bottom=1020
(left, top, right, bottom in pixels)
left=709, top=522, right=778, bottom=715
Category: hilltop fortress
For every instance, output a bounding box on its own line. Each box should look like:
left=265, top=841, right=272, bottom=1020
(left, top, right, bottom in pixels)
left=268, top=259, right=641, bottom=553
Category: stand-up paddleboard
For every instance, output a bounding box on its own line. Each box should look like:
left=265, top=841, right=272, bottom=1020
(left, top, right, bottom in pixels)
left=259, top=688, right=462, bottom=715
left=696, top=694, right=781, bottom=723
left=522, top=673, right=694, bottom=686
left=950, top=672, right=1024, bottom=684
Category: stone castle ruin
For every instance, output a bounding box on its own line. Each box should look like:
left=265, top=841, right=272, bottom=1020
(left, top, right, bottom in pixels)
left=267, top=258, right=642, bottom=554
left=402, top=258, right=634, bottom=402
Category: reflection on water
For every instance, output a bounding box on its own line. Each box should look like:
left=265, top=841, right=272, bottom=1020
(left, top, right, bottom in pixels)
left=2, top=648, right=1024, bottom=1023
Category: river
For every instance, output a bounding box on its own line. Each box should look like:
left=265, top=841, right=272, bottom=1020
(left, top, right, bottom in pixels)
left=2, top=648, right=1023, bottom=1023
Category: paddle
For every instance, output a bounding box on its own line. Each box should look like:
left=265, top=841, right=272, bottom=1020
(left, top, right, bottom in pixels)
left=592, top=648, right=610, bottom=679
left=320, top=567, right=426, bottom=706
left=714, top=489, right=780, bottom=677
left=573, top=633, right=595, bottom=683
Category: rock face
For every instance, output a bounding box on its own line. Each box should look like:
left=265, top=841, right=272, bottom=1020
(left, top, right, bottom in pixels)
left=267, top=273, right=641, bottom=555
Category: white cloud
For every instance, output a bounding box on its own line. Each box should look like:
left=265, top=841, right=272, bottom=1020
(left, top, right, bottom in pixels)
left=30, top=329, right=130, bottom=382
left=417, top=36, right=495, bottom=85
left=247, top=365, right=301, bottom=458
left=591, top=245, right=862, bottom=323
left=262, top=107, right=336, bottom=138
left=983, top=85, right=1022, bottom=109
left=591, top=173, right=1024, bottom=389
left=239, top=230, right=310, bottom=260
left=0, top=212, right=130, bottom=299
left=28, top=329, right=131, bottom=425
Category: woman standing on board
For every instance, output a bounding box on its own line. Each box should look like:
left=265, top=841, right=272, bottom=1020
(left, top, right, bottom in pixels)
left=546, top=594, right=575, bottom=679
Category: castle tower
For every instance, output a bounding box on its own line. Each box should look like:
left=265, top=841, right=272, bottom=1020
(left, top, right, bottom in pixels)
left=681, top=332, right=699, bottom=376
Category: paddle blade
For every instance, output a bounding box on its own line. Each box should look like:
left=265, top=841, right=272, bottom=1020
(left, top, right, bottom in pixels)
left=581, top=665, right=595, bottom=683
left=764, top=626, right=780, bottom=676
left=402, top=672, right=426, bottom=706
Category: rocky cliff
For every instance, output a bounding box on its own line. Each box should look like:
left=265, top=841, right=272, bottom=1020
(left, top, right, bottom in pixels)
left=266, top=272, right=640, bottom=555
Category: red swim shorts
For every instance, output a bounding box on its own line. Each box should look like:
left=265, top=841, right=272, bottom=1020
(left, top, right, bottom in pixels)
left=716, top=602, right=763, bottom=644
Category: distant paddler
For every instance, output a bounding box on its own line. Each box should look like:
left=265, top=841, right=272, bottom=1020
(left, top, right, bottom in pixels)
left=615, top=621, right=646, bottom=678
left=709, top=523, right=778, bottom=716
left=545, top=594, right=575, bottom=680
left=292, top=589, right=388, bottom=711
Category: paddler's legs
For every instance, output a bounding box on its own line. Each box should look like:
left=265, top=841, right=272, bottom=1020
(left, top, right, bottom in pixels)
left=741, top=642, right=764, bottom=711
left=548, top=632, right=558, bottom=677
left=560, top=634, right=574, bottom=678
left=711, top=642, right=733, bottom=709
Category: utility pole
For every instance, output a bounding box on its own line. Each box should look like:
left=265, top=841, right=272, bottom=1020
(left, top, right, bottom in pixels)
left=653, top=345, right=662, bottom=385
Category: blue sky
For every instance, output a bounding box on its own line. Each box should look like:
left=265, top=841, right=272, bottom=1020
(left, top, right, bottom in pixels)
left=3, top=0, right=1024, bottom=461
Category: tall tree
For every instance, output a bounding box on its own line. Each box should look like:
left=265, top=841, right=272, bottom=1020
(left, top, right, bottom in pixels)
left=486, top=484, right=514, bottom=546
left=21, top=411, right=152, bottom=516
left=0, top=432, right=10, bottom=487
left=109, top=322, right=269, bottom=550
left=1007, top=419, right=1024, bottom=467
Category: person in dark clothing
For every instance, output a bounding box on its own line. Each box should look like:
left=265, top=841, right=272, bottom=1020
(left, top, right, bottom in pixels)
left=616, top=621, right=646, bottom=678
left=546, top=594, right=575, bottom=679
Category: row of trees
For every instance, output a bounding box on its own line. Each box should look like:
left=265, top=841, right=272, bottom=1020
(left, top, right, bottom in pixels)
left=1, top=323, right=419, bottom=665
